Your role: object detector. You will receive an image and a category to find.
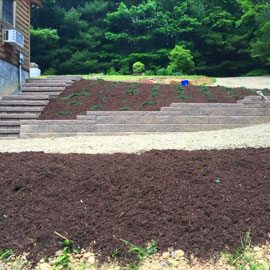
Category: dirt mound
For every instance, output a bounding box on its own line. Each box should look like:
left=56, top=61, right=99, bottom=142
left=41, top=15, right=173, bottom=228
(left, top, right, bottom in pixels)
left=0, top=149, right=269, bottom=265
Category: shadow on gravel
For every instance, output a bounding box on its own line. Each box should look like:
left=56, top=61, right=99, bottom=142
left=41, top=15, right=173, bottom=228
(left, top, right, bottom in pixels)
left=0, top=148, right=269, bottom=265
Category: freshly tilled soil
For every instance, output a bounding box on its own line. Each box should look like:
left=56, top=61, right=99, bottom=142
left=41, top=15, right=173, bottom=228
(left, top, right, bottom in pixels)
left=0, top=148, right=269, bottom=265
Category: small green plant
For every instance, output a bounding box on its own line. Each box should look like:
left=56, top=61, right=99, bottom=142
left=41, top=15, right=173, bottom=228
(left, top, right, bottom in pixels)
left=53, top=246, right=72, bottom=269
left=132, top=62, right=145, bottom=74
left=53, top=238, right=80, bottom=269
left=79, top=111, right=87, bottom=115
left=110, top=247, right=120, bottom=259
left=199, top=85, right=216, bottom=101
left=69, top=100, right=83, bottom=106
left=176, top=85, right=191, bottom=100
left=141, top=101, right=158, bottom=107
left=0, top=249, right=14, bottom=262
left=118, top=106, right=129, bottom=111
left=126, top=84, right=138, bottom=95
left=100, top=95, right=108, bottom=102
left=122, top=240, right=158, bottom=270
left=62, top=89, right=89, bottom=100
left=56, top=111, right=73, bottom=116
left=112, top=81, right=122, bottom=88
left=150, top=85, right=160, bottom=97
left=90, top=104, right=102, bottom=110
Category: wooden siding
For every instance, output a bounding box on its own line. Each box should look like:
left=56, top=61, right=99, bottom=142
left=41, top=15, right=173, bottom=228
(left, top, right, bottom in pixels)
left=0, top=0, right=30, bottom=71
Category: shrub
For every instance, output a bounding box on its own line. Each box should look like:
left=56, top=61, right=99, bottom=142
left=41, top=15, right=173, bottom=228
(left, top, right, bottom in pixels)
left=43, top=68, right=56, bottom=76
left=132, top=62, right=145, bottom=74
left=107, top=67, right=120, bottom=75
left=167, top=45, right=195, bottom=75
left=144, top=70, right=154, bottom=75
left=156, top=68, right=169, bottom=76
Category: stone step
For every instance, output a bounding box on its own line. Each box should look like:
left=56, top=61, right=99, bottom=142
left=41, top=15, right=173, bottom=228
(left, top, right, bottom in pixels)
left=1, top=94, right=50, bottom=101
left=22, top=87, right=65, bottom=92
left=0, top=100, right=49, bottom=106
left=170, top=103, right=240, bottom=108
left=0, top=113, right=39, bottom=120
left=48, top=76, right=82, bottom=81
left=0, top=128, right=20, bottom=134
left=0, top=134, right=19, bottom=138
left=94, top=115, right=210, bottom=125
left=0, top=106, right=44, bottom=112
left=0, top=121, right=21, bottom=126
left=237, top=102, right=268, bottom=107
left=26, top=79, right=74, bottom=84
left=22, top=92, right=61, bottom=97
left=84, top=111, right=164, bottom=117
left=24, top=83, right=69, bottom=87
left=242, top=96, right=270, bottom=100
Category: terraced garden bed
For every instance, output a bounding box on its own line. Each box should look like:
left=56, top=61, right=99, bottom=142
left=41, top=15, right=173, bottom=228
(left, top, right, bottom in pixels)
left=39, top=79, right=270, bottom=120
left=0, top=148, right=269, bottom=268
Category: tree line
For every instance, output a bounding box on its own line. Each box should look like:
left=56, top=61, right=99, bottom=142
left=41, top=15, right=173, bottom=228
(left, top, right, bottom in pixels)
left=31, top=0, right=270, bottom=76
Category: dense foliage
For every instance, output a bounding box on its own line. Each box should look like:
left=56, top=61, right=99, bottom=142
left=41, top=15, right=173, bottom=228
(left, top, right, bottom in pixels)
left=31, top=0, right=270, bottom=76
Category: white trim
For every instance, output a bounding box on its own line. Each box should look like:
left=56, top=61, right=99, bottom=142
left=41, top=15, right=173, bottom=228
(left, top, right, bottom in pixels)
left=13, top=0, right=16, bottom=27
left=1, top=0, right=15, bottom=27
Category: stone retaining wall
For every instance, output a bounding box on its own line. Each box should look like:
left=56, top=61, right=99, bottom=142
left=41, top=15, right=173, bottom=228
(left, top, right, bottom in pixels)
left=20, top=97, right=270, bottom=138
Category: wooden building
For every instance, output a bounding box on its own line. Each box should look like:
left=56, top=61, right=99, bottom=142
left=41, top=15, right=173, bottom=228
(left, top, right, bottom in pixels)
left=0, top=0, right=41, bottom=95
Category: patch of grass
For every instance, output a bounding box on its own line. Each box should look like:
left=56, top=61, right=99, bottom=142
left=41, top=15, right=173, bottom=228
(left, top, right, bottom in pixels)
left=141, top=101, right=158, bottom=107
left=122, top=240, right=158, bottom=270
left=118, top=106, right=129, bottom=111
left=62, top=89, right=89, bottom=100
left=90, top=104, right=102, bottom=111
left=150, top=85, right=160, bottom=97
left=69, top=100, right=83, bottom=106
left=224, top=232, right=269, bottom=270
left=0, top=249, right=14, bottom=262
left=126, top=84, right=138, bottom=95
left=83, top=74, right=215, bottom=85
left=56, top=111, right=73, bottom=116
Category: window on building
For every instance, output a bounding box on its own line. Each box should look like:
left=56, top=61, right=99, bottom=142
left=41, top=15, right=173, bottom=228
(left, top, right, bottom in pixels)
left=2, top=0, right=15, bottom=25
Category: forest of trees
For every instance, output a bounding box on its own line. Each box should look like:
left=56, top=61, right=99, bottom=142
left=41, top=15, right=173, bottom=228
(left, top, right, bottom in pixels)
left=30, top=0, right=270, bottom=76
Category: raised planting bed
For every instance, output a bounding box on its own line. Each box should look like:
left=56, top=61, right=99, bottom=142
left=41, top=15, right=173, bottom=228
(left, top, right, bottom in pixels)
left=38, top=79, right=270, bottom=120
left=0, top=148, right=269, bottom=266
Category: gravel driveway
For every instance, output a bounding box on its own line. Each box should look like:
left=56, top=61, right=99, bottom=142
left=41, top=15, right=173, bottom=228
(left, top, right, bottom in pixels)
left=213, top=76, right=270, bottom=89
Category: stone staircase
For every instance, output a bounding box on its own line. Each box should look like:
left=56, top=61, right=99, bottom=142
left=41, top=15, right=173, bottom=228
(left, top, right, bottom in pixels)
left=20, top=96, right=270, bottom=138
left=0, top=76, right=81, bottom=138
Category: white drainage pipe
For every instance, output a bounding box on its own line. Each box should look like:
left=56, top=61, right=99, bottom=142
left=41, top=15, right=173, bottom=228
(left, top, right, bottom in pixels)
left=257, top=91, right=270, bottom=103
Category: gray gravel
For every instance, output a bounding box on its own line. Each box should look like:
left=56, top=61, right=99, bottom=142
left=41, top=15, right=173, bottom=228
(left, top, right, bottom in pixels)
left=0, top=124, right=269, bottom=154
left=213, top=76, right=270, bottom=89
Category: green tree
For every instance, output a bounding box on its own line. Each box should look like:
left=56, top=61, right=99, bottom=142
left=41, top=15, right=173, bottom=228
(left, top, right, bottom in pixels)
left=250, top=4, right=270, bottom=66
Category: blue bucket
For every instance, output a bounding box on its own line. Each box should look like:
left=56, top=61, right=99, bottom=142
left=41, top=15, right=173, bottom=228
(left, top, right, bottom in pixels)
left=181, top=80, right=189, bottom=86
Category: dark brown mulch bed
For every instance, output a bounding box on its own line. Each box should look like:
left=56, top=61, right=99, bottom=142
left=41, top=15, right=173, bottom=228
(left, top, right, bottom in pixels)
left=39, top=79, right=264, bottom=120
left=0, top=148, right=269, bottom=265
